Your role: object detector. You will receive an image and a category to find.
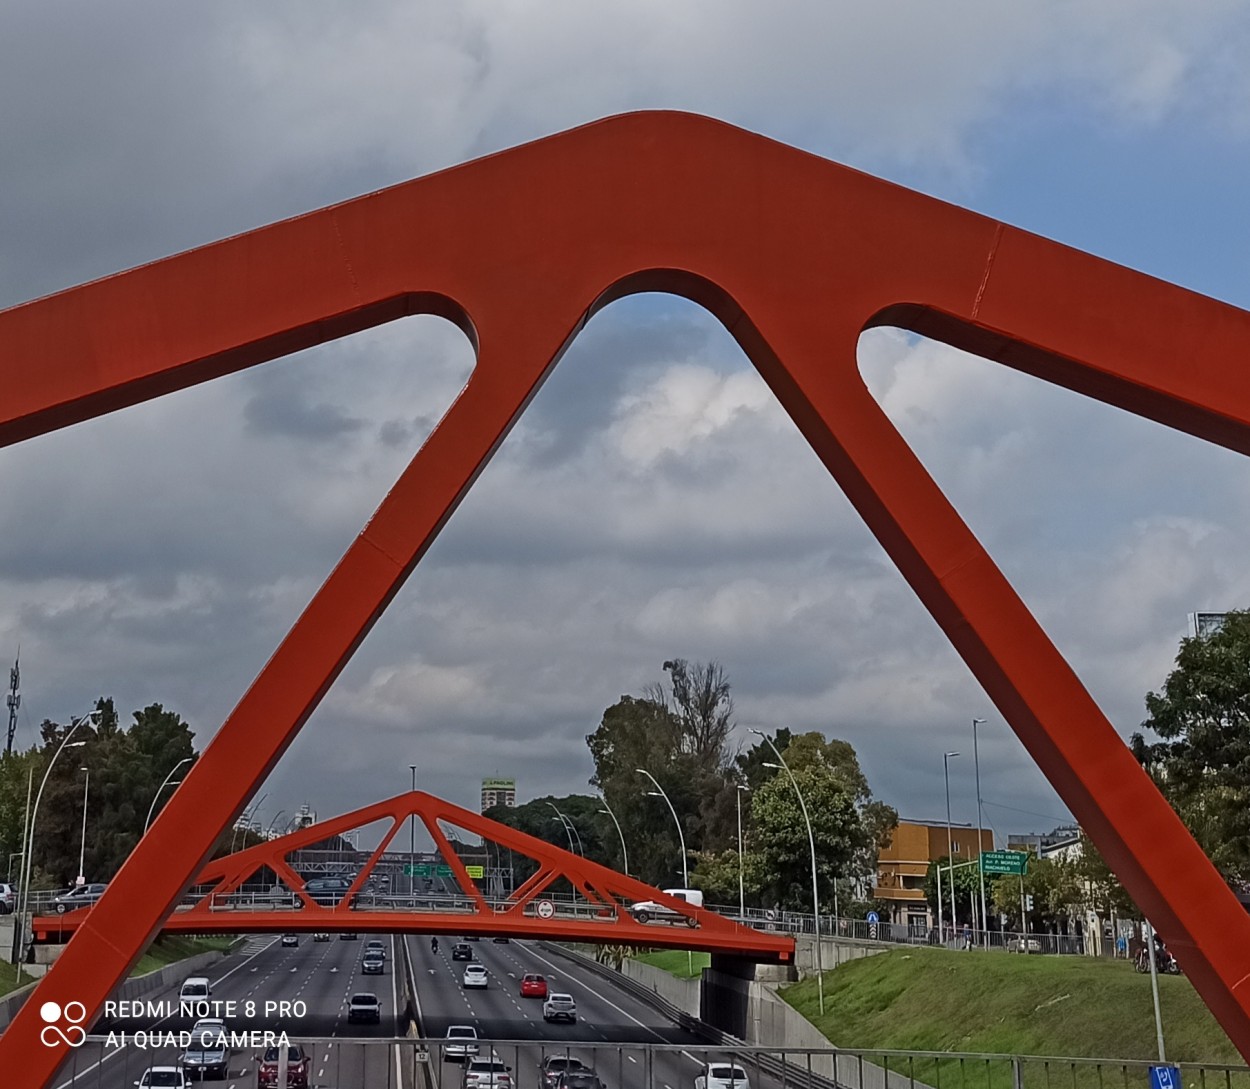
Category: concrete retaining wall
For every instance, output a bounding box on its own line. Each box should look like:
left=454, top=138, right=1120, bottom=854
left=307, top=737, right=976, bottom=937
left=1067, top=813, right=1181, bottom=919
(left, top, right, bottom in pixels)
left=620, top=954, right=933, bottom=1089
left=0, top=948, right=227, bottom=1032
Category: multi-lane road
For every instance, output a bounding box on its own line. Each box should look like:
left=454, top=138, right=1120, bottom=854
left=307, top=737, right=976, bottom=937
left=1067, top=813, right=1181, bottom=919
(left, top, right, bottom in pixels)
left=48, top=932, right=738, bottom=1089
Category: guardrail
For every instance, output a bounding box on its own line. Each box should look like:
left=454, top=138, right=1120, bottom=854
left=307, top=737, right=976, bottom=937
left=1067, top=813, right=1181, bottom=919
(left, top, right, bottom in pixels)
left=45, top=1038, right=1242, bottom=1089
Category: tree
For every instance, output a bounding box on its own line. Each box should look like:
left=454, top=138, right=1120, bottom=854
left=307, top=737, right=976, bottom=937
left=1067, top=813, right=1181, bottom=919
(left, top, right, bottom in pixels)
left=749, top=733, right=897, bottom=912
left=988, top=854, right=1083, bottom=932
left=1132, top=609, right=1250, bottom=882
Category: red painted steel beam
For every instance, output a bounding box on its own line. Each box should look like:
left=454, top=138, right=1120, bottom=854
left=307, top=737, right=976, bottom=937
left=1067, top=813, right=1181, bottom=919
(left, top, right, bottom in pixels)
left=2, top=112, right=1250, bottom=1083
left=31, top=790, right=796, bottom=960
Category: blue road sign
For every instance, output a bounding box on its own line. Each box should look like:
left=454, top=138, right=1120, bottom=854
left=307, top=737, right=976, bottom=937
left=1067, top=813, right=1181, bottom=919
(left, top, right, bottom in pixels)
left=1150, top=1066, right=1180, bottom=1089
left=866, top=911, right=879, bottom=923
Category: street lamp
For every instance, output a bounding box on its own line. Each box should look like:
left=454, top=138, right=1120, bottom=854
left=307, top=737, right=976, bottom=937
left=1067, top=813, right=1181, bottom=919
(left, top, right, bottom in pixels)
left=943, top=751, right=961, bottom=942
left=750, top=728, right=824, bottom=1017
left=265, top=811, right=288, bottom=838
left=76, top=766, right=89, bottom=886
left=636, top=769, right=688, bottom=888
left=545, top=802, right=582, bottom=855
left=13, top=710, right=98, bottom=965
left=972, top=718, right=989, bottom=947
left=736, top=784, right=750, bottom=921
left=598, top=798, right=629, bottom=877
left=409, top=765, right=417, bottom=897
left=145, top=757, right=193, bottom=833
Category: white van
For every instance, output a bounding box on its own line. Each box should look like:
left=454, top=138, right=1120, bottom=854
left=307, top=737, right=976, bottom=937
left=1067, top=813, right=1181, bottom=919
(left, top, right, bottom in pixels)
left=629, top=888, right=703, bottom=926
left=179, top=976, right=211, bottom=1004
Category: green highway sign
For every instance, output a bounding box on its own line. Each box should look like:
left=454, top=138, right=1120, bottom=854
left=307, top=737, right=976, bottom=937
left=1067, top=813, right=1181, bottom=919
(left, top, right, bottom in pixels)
left=436, top=864, right=453, bottom=877
left=404, top=864, right=431, bottom=877
left=982, top=850, right=1028, bottom=876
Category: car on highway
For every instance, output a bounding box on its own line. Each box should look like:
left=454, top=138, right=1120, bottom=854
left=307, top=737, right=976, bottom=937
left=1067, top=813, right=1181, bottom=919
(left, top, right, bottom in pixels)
left=180, top=1020, right=230, bottom=1080
left=179, top=976, right=211, bottom=1004
left=362, top=951, right=385, bottom=974
left=134, top=1068, right=188, bottom=1088
left=694, top=1064, right=751, bottom=1089
left=348, top=992, right=381, bottom=1023
left=52, top=882, right=108, bottom=913
left=444, top=1024, right=480, bottom=1060
left=539, top=1056, right=591, bottom=1088
left=555, top=1074, right=605, bottom=1089
left=303, top=875, right=355, bottom=907
left=462, top=1055, right=513, bottom=1089
left=257, top=1044, right=311, bottom=1088
left=463, top=963, right=488, bottom=988
left=365, top=938, right=386, bottom=959
left=491, top=935, right=510, bottom=943
left=452, top=942, right=473, bottom=960
left=312, top=932, right=330, bottom=942
left=339, top=931, right=358, bottom=940
left=281, top=933, right=298, bottom=946
left=542, top=992, right=577, bottom=1024
left=629, top=887, right=702, bottom=926
left=520, top=973, right=548, bottom=998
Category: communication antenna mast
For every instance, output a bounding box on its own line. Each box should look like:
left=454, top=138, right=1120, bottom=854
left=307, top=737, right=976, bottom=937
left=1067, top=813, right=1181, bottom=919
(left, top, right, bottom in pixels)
left=5, top=651, right=19, bottom=754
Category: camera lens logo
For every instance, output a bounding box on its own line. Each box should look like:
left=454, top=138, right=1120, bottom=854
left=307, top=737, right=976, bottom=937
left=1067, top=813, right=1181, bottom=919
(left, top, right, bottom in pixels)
left=39, top=1000, right=87, bottom=1048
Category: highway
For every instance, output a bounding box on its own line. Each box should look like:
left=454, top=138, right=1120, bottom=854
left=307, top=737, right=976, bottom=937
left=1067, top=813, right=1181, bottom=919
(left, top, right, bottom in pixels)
left=52, top=932, right=405, bottom=1089
left=46, top=931, right=755, bottom=1089
left=407, top=935, right=735, bottom=1089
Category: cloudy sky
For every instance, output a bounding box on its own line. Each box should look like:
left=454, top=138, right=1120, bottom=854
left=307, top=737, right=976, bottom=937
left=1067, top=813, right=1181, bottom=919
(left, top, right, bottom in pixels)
left=4, top=2, right=1250, bottom=854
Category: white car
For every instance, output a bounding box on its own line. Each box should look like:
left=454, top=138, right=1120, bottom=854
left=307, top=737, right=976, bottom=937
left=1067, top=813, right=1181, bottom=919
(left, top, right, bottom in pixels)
left=695, top=1064, right=750, bottom=1089
left=134, top=1069, right=188, bottom=1089
left=348, top=992, right=381, bottom=1023
left=445, top=1024, right=480, bottom=1060
left=462, top=1055, right=513, bottom=1089
left=463, top=963, right=489, bottom=988
left=542, top=992, right=577, bottom=1023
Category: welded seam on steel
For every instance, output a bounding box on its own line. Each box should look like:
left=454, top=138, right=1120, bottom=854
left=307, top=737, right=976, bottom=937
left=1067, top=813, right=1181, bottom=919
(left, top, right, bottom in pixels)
left=4, top=110, right=1250, bottom=1083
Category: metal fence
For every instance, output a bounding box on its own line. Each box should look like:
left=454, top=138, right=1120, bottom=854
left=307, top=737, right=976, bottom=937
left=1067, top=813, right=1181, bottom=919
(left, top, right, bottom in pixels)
left=50, top=1038, right=1250, bottom=1089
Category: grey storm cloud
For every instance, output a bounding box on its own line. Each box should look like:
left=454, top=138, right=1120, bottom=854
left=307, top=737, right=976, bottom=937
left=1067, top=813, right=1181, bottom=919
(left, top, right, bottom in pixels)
left=5, top=1, right=1250, bottom=840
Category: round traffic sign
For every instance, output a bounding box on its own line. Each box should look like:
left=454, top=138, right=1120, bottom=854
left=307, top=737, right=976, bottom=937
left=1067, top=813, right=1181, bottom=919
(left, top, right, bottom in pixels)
left=536, top=899, right=555, bottom=919
left=866, top=911, right=879, bottom=923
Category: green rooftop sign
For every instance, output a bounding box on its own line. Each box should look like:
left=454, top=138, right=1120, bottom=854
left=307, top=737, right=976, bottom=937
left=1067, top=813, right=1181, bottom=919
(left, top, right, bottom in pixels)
left=982, top=850, right=1028, bottom=876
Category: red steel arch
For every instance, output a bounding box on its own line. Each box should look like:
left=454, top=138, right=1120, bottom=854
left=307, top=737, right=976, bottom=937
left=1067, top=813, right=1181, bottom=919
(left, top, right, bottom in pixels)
left=4, top=111, right=1250, bottom=1081
left=30, top=790, right=795, bottom=960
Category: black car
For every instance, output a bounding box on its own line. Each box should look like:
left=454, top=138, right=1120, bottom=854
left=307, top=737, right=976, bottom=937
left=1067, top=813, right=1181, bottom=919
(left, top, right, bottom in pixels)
left=452, top=943, right=473, bottom=961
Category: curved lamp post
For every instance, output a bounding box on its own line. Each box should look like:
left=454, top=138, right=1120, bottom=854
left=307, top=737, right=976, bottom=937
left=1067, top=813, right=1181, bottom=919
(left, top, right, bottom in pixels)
left=636, top=769, right=688, bottom=888
left=943, top=751, right=961, bottom=941
left=598, top=798, right=629, bottom=877
left=736, top=783, right=750, bottom=920
left=545, top=801, right=583, bottom=855
left=13, top=710, right=98, bottom=964
left=972, top=718, right=989, bottom=947
left=145, top=756, right=193, bottom=834
left=76, top=766, right=89, bottom=886
left=751, top=728, right=824, bottom=1017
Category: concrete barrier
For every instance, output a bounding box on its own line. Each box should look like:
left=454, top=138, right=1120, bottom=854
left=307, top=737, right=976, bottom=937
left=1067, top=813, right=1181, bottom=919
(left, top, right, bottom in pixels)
left=0, top=946, right=230, bottom=1033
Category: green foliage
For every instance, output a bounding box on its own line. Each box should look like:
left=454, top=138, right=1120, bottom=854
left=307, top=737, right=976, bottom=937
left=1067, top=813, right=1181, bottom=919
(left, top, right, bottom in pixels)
left=1133, top=609, right=1250, bottom=882
left=0, top=698, right=198, bottom=888
left=781, top=946, right=1239, bottom=1067
left=987, top=853, right=1084, bottom=930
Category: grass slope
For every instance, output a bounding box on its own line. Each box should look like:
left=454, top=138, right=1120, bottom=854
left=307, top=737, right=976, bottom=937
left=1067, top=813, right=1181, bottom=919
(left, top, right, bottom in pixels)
left=635, top=950, right=711, bottom=979
left=131, top=935, right=234, bottom=977
left=782, top=948, right=1242, bottom=1065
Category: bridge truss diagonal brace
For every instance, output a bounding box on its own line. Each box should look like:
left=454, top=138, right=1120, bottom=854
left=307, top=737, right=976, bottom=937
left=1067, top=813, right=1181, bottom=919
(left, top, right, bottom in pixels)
left=4, top=111, right=1250, bottom=1084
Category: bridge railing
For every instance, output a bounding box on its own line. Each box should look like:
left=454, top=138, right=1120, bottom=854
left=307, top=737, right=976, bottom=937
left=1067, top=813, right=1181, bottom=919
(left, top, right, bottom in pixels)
left=50, top=1038, right=1250, bottom=1089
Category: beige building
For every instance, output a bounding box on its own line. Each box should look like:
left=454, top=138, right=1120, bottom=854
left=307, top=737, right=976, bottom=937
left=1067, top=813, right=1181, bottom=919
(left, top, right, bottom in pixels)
left=873, top=818, right=995, bottom=928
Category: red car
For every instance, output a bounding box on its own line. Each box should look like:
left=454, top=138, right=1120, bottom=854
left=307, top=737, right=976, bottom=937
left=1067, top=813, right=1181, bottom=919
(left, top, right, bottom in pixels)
left=520, top=973, right=548, bottom=998
left=257, top=1044, right=310, bottom=1088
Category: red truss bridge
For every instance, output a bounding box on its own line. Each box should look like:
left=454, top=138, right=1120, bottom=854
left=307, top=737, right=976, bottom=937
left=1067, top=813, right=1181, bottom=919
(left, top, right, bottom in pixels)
left=31, top=790, right=795, bottom=962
